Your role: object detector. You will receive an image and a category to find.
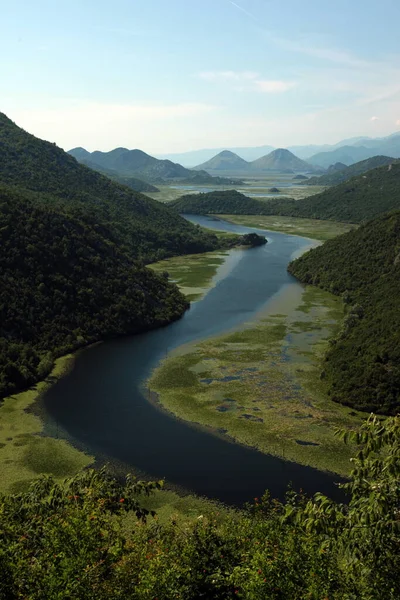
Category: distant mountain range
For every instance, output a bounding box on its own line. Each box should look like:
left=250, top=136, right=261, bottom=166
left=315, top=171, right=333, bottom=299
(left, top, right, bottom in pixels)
left=193, top=148, right=318, bottom=174
left=68, top=147, right=241, bottom=186
left=155, top=132, right=400, bottom=167
left=304, top=156, right=397, bottom=187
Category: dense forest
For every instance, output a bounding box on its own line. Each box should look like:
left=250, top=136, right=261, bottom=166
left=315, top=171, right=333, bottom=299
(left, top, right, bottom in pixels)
left=0, top=414, right=399, bottom=599
left=289, top=210, right=400, bottom=415
left=304, top=155, right=396, bottom=186
left=169, top=190, right=279, bottom=215
left=0, top=183, right=190, bottom=398
left=171, top=161, right=400, bottom=224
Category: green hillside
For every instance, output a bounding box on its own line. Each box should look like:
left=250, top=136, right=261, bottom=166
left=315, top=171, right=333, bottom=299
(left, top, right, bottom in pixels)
left=288, top=211, right=400, bottom=415
left=304, top=155, right=396, bottom=186
left=169, top=190, right=276, bottom=214
left=171, top=162, right=400, bottom=224
left=0, top=183, right=189, bottom=398
left=0, top=113, right=225, bottom=262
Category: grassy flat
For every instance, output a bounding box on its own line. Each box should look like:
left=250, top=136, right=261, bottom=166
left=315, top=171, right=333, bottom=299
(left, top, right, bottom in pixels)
left=149, top=249, right=232, bottom=301
left=219, top=215, right=354, bottom=241
left=0, top=355, right=93, bottom=494
left=149, top=284, right=364, bottom=476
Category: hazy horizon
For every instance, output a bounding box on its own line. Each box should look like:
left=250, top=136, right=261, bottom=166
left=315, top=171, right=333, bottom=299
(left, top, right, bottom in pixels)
left=2, top=0, right=400, bottom=153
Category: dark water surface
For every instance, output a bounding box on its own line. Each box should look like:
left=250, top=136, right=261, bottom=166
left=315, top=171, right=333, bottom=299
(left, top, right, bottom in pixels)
left=41, top=216, right=344, bottom=506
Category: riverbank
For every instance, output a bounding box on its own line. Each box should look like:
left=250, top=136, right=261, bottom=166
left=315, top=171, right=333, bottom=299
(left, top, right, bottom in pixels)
left=0, top=355, right=93, bottom=494
left=149, top=283, right=362, bottom=476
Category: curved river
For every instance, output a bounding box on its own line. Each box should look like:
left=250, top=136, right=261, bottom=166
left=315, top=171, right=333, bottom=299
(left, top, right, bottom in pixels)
left=41, top=216, right=344, bottom=506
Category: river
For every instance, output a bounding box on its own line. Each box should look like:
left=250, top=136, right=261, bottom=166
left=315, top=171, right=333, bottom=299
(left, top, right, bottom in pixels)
left=40, top=216, right=344, bottom=506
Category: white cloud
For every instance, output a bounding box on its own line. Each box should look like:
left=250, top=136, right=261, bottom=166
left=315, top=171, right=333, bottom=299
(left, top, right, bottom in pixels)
left=198, top=71, right=295, bottom=93
left=370, top=116, right=379, bottom=121
left=396, top=119, right=400, bottom=126
left=255, top=80, right=296, bottom=93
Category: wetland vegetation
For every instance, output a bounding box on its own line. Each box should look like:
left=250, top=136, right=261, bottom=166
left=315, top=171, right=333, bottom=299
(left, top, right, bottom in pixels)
left=149, top=284, right=361, bottom=475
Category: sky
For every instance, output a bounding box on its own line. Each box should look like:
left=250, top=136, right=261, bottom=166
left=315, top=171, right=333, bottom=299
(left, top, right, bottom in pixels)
left=1, top=0, right=400, bottom=153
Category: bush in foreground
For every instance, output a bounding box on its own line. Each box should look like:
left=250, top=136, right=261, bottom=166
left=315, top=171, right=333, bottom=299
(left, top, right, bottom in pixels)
left=0, top=415, right=399, bottom=599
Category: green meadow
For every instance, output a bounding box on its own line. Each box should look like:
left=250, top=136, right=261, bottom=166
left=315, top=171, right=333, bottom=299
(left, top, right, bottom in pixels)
left=0, top=355, right=93, bottom=494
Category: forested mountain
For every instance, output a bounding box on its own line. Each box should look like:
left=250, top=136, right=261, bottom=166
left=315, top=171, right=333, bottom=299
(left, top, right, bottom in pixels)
left=289, top=211, right=400, bottom=414
left=0, top=113, right=235, bottom=397
left=194, top=150, right=250, bottom=171
left=304, top=156, right=396, bottom=186
left=171, top=161, right=400, bottom=224
left=0, top=183, right=190, bottom=398
left=250, top=148, right=314, bottom=172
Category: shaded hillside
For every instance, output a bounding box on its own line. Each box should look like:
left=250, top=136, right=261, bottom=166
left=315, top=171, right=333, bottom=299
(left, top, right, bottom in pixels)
left=0, top=113, right=226, bottom=262
left=250, top=149, right=314, bottom=172
left=304, top=156, right=396, bottom=187
left=194, top=150, right=249, bottom=172
left=289, top=211, right=400, bottom=414
left=0, top=183, right=189, bottom=398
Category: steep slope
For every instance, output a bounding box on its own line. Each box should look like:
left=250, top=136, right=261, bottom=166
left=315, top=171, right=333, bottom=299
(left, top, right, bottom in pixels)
left=250, top=149, right=314, bottom=172
left=304, top=156, right=396, bottom=187
left=0, top=113, right=224, bottom=262
left=0, top=183, right=188, bottom=398
left=288, top=211, right=400, bottom=414
left=193, top=150, right=250, bottom=172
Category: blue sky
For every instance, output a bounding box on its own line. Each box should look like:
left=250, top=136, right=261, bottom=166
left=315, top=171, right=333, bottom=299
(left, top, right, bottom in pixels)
left=1, top=0, right=400, bottom=152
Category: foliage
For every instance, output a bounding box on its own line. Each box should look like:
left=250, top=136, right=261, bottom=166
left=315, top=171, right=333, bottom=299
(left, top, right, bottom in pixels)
left=169, top=190, right=281, bottom=215
left=0, top=183, right=191, bottom=398
left=0, top=417, right=399, bottom=598
left=288, top=211, right=400, bottom=414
